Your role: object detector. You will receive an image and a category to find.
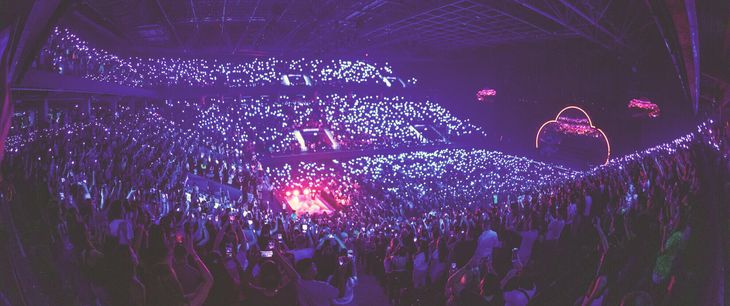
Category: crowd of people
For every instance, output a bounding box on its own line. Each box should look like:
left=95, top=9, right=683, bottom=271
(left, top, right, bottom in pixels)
left=155, top=95, right=486, bottom=154
left=0, top=96, right=725, bottom=306
left=36, top=27, right=412, bottom=89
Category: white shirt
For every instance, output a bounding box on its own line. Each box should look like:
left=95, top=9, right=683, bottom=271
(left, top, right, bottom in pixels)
left=413, top=252, right=428, bottom=288
left=297, top=279, right=338, bottom=306
left=584, top=195, right=593, bottom=216
left=518, top=230, right=538, bottom=265
left=429, top=250, right=446, bottom=283
left=474, top=230, right=499, bottom=259
left=546, top=218, right=564, bottom=241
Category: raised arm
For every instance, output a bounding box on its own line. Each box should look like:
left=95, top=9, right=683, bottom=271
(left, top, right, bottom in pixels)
left=184, top=231, right=214, bottom=306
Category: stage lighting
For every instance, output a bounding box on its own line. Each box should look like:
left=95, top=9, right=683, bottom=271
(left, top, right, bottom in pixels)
left=476, top=88, right=497, bottom=102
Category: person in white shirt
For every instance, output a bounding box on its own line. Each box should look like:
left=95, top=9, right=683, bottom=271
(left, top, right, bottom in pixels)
left=545, top=214, right=565, bottom=241
left=412, top=241, right=429, bottom=289
left=474, top=223, right=499, bottom=260
left=518, top=223, right=538, bottom=266
left=428, top=239, right=447, bottom=286
left=295, top=258, right=338, bottom=306
left=584, top=194, right=593, bottom=217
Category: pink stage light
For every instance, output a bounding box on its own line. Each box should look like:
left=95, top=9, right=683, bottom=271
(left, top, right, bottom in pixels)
left=535, top=106, right=611, bottom=165
left=476, top=88, right=497, bottom=102
left=628, top=98, right=660, bottom=118
left=293, top=190, right=300, bottom=196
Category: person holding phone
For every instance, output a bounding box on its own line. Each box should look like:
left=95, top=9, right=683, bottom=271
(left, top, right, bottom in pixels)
left=330, top=254, right=358, bottom=306
left=295, top=258, right=339, bottom=306
left=242, top=247, right=298, bottom=306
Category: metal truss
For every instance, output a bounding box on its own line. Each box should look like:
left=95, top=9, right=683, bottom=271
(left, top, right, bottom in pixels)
left=512, top=0, right=646, bottom=53
left=361, top=0, right=574, bottom=50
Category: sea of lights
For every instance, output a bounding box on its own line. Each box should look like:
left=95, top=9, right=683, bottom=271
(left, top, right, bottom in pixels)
left=155, top=94, right=486, bottom=154
left=39, top=27, right=412, bottom=89
left=263, top=120, right=719, bottom=208
left=5, top=102, right=719, bottom=222
left=592, top=119, right=718, bottom=172
left=342, top=149, right=578, bottom=202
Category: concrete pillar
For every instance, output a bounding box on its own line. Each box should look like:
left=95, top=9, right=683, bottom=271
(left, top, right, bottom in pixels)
left=41, top=99, right=49, bottom=125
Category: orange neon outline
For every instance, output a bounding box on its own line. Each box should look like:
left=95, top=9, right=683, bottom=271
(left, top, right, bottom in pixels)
left=535, top=106, right=611, bottom=165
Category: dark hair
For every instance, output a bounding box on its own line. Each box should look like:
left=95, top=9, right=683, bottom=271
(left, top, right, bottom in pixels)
left=437, top=238, right=448, bottom=263
left=173, top=244, right=187, bottom=261
left=107, top=199, right=124, bottom=220
left=145, top=225, right=171, bottom=264
left=296, top=258, right=314, bottom=276
left=259, top=260, right=281, bottom=289
left=517, top=272, right=535, bottom=290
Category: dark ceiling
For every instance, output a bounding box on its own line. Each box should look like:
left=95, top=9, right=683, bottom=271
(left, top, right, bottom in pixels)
left=73, top=0, right=656, bottom=57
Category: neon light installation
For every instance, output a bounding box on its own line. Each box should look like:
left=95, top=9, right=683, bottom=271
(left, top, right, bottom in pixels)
left=535, top=106, right=611, bottom=165
left=628, top=98, right=660, bottom=118
left=476, top=88, right=497, bottom=102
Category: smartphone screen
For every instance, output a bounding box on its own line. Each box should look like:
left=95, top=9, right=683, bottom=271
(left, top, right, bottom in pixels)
left=260, top=250, right=273, bottom=258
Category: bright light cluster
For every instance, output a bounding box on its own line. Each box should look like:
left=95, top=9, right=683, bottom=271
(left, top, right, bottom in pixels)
left=155, top=94, right=486, bottom=153
left=476, top=88, right=497, bottom=102
left=4, top=122, right=99, bottom=153
left=628, top=98, right=660, bottom=118
left=342, top=149, right=578, bottom=203
left=552, top=116, right=601, bottom=137
left=39, top=27, right=410, bottom=88
left=266, top=161, right=357, bottom=206
left=264, top=120, right=719, bottom=212
left=536, top=106, right=611, bottom=164
left=593, top=120, right=718, bottom=171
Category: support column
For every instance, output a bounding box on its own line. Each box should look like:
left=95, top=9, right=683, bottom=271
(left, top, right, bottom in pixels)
left=41, top=98, right=49, bottom=125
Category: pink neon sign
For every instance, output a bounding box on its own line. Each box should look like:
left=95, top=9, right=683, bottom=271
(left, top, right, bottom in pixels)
left=535, top=106, right=610, bottom=165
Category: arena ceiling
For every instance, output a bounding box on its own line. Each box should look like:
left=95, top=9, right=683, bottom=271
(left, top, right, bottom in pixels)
left=75, top=0, right=654, bottom=57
